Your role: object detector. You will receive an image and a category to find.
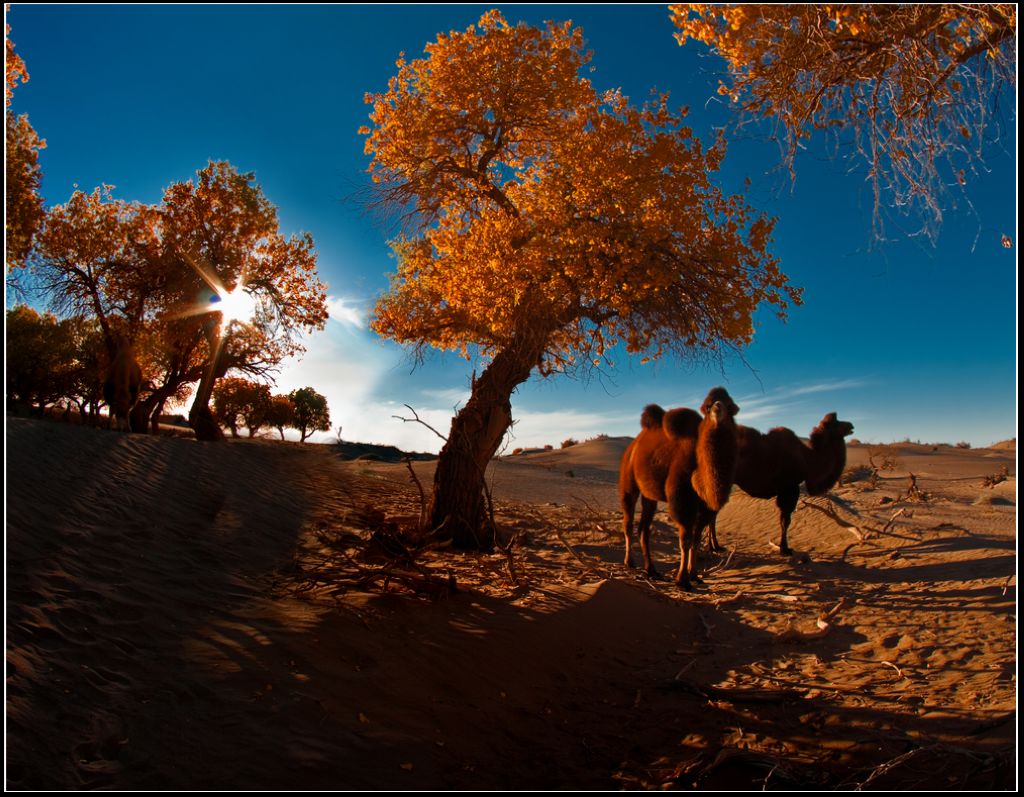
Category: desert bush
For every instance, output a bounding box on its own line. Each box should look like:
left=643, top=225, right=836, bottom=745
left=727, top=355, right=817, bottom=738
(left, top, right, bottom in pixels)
left=956, top=441, right=971, bottom=449
left=560, top=438, right=578, bottom=449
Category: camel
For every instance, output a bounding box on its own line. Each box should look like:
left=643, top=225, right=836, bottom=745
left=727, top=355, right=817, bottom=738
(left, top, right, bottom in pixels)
left=103, top=337, right=143, bottom=432
left=619, top=387, right=740, bottom=590
left=702, top=412, right=856, bottom=555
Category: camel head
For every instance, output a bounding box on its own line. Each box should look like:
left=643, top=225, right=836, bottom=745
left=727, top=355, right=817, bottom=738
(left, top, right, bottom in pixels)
left=700, top=386, right=739, bottom=420
left=812, top=412, right=855, bottom=444
left=692, top=396, right=739, bottom=512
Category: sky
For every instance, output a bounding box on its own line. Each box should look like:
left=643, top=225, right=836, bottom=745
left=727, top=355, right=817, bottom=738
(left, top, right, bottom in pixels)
left=5, top=4, right=1018, bottom=452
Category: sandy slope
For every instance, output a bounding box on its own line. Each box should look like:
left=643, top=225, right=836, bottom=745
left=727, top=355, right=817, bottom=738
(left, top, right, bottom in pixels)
left=5, top=418, right=1016, bottom=789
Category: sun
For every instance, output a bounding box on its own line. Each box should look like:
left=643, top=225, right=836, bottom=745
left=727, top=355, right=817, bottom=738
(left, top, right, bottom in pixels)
left=213, top=285, right=258, bottom=326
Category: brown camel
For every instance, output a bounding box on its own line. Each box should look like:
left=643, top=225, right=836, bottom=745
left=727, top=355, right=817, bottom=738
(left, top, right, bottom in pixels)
left=103, top=337, right=143, bottom=432
left=702, top=412, right=856, bottom=555
left=618, top=387, right=740, bottom=590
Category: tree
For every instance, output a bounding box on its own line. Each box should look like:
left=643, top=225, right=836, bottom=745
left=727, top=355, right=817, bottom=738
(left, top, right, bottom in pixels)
left=31, top=163, right=329, bottom=439
left=33, top=187, right=162, bottom=351
left=212, top=377, right=272, bottom=438
left=670, top=4, right=1017, bottom=243
left=5, top=19, right=46, bottom=272
left=159, top=161, right=328, bottom=441
left=288, top=387, right=330, bottom=442
left=5, top=305, right=79, bottom=413
left=363, top=11, right=798, bottom=549
left=264, top=394, right=296, bottom=441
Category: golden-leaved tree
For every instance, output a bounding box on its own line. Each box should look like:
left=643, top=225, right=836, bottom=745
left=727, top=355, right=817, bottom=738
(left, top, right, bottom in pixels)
left=670, top=4, right=1017, bottom=243
left=5, top=18, right=46, bottom=272
left=32, top=164, right=328, bottom=437
left=160, top=161, right=329, bottom=440
left=364, top=10, right=800, bottom=550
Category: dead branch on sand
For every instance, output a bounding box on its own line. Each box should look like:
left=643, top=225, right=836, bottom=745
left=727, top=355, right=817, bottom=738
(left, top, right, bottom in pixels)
left=557, top=522, right=614, bottom=580
left=775, top=597, right=848, bottom=643
left=850, top=743, right=1013, bottom=790
left=402, top=456, right=428, bottom=532
left=982, top=465, right=1009, bottom=488
left=494, top=529, right=525, bottom=587
left=274, top=514, right=459, bottom=601
left=800, top=499, right=920, bottom=563
left=656, top=746, right=825, bottom=790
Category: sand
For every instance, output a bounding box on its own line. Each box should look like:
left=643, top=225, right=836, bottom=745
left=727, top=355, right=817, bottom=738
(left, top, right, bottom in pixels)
left=5, top=417, right=1016, bottom=789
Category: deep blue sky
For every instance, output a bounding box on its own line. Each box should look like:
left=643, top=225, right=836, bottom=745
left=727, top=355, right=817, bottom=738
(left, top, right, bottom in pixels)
left=6, top=4, right=1017, bottom=450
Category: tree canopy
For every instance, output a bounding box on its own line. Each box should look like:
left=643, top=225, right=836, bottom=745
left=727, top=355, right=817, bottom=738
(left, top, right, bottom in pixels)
left=212, top=377, right=272, bottom=438
left=289, top=386, right=331, bottom=442
left=5, top=19, right=46, bottom=271
left=670, top=4, right=1017, bottom=243
left=366, top=10, right=799, bottom=372
left=26, top=162, right=328, bottom=437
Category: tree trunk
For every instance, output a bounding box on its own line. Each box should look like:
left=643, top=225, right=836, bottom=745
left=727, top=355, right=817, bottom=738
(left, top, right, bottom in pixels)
left=150, top=398, right=166, bottom=435
left=428, top=333, right=545, bottom=551
left=189, top=368, right=225, bottom=441
left=189, top=336, right=229, bottom=442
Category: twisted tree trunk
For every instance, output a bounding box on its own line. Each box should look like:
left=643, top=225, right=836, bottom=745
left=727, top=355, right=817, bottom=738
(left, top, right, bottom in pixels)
left=428, top=331, right=546, bottom=551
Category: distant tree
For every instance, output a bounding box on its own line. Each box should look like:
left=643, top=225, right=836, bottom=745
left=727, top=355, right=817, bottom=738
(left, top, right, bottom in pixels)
left=670, top=4, right=1017, bottom=243
left=5, top=305, right=77, bottom=413
left=212, top=377, right=272, bottom=438
left=264, top=394, right=296, bottom=441
left=288, top=387, right=330, bottom=442
left=561, top=438, right=579, bottom=449
left=363, top=11, right=797, bottom=549
left=33, top=187, right=162, bottom=351
left=55, top=314, right=108, bottom=422
left=5, top=19, right=46, bottom=272
left=159, top=161, right=328, bottom=441
left=30, top=163, right=329, bottom=439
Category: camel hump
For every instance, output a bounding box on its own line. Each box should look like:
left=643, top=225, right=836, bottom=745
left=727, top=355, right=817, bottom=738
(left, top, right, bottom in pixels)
left=640, top=404, right=665, bottom=430
left=663, top=407, right=701, bottom=439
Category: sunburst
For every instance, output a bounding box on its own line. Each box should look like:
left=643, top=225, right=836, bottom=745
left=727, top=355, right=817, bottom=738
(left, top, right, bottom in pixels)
left=212, top=285, right=258, bottom=327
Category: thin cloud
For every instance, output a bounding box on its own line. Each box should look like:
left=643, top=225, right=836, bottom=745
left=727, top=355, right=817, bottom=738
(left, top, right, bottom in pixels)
left=326, top=295, right=366, bottom=329
left=786, top=379, right=868, bottom=397
left=419, top=387, right=472, bottom=409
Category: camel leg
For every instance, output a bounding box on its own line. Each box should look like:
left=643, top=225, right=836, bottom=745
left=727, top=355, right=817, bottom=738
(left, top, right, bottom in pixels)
left=637, top=498, right=658, bottom=577
left=699, top=506, right=723, bottom=553
left=776, top=487, right=800, bottom=555
left=620, top=488, right=639, bottom=568
left=668, top=498, right=698, bottom=591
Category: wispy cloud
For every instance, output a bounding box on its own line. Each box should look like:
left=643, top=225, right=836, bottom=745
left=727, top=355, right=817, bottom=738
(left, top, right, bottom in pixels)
left=419, top=387, right=471, bottom=409
left=734, top=378, right=868, bottom=427
left=326, top=294, right=367, bottom=329
left=785, top=379, right=868, bottom=397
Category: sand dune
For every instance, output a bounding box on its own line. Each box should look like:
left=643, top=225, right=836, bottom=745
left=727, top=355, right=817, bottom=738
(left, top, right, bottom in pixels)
left=6, top=418, right=1016, bottom=789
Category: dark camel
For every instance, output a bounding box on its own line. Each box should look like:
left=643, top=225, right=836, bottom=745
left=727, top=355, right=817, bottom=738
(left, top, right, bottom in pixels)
left=702, top=412, right=855, bottom=555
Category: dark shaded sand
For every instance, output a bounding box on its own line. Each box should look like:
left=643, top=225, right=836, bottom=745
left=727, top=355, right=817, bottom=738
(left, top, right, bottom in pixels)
left=6, top=418, right=1016, bottom=789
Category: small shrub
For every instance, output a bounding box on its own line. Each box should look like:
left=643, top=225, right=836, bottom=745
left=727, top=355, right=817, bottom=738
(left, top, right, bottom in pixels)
left=543, top=444, right=553, bottom=451
left=560, top=438, right=578, bottom=449
left=956, top=441, right=971, bottom=449
left=511, top=447, right=524, bottom=455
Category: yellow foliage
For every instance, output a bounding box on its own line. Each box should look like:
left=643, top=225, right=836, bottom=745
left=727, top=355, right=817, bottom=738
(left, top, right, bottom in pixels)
left=669, top=4, right=1016, bottom=242
left=365, top=11, right=798, bottom=372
